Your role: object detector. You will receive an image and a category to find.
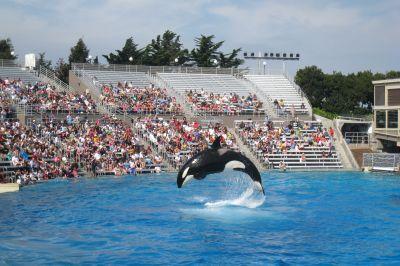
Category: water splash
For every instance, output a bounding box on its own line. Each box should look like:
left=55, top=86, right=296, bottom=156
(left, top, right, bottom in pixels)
left=195, top=171, right=266, bottom=209
left=205, top=184, right=265, bottom=209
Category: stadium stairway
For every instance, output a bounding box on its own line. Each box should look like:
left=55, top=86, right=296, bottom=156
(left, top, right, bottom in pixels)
left=69, top=70, right=177, bottom=171
left=315, top=115, right=358, bottom=169
left=230, top=128, right=267, bottom=171
left=38, top=66, right=74, bottom=92
left=244, top=75, right=313, bottom=120
left=151, top=74, right=196, bottom=118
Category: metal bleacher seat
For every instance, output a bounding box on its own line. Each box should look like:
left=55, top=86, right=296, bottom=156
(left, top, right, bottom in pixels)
left=157, top=73, right=254, bottom=96
left=0, top=67, right=39, bottom=84
left=235, top=121, right=343, bottom=170
left=245, top=75, right=309, bottom=114
left=82, top=70, right=151, bottom=87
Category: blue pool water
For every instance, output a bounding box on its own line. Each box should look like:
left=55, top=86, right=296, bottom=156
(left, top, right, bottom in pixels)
left=1, top=171, right=400, bottom=265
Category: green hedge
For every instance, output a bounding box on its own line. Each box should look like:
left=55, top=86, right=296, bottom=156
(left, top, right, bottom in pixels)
left=313, top=108, right=338, bottom=120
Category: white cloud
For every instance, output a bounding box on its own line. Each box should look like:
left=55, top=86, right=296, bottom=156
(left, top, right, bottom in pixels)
left=0, top=0, right=399, bottom=73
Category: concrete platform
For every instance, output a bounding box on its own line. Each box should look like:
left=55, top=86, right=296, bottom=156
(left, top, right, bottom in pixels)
left=0, top=183, right=20, bottom=193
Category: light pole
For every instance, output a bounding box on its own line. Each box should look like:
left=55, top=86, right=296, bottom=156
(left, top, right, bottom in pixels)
left=263, top=61, right=267, bottom=75
left=87, top=55, right=93, bottom=64
left=129, top=56, right=133, bottom=63
left=243, top=52, right=300, bottom=75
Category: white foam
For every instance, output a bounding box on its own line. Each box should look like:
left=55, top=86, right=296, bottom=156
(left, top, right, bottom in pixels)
left=205, top=186, right=265, bottom=209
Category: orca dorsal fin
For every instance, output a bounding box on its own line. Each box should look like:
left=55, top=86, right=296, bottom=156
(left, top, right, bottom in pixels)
left=211, top=136, right=222, bottom=149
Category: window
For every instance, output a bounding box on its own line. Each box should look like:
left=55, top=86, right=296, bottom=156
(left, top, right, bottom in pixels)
left=388, top=110, right=398, bottom=128
left=376, top=111, right=386, bottom=128
left=388, top=89, right=400, bottom=106
left=374, top=86, right=385, bottom=106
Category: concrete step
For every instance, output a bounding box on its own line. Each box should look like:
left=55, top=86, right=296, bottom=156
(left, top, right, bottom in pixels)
left=230, top=128, right=266, bottom=171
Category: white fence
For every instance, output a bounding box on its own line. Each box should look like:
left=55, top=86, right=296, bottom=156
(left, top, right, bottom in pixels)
left=363, top=153, right=400, bottom=170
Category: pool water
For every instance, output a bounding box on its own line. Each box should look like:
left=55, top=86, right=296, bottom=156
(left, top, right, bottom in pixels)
left=1, top=171, right=400, bottom=264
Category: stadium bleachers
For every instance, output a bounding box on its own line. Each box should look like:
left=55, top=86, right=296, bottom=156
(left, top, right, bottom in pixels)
left=245, top=75, right=310, bottom=115
left=79, top=70, right=151, bottom=87
left=157, top=73, right=254, bottom=96
left=235, top=120, right=342, bottom=170
left=0, top=67, right=39, bottom=84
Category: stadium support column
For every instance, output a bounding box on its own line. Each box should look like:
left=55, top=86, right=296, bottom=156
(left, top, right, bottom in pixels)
left=258, top=52, right=262, bottom=75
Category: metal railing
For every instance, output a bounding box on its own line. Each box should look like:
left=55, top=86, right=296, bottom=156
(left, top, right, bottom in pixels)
left=38, top=66, right=73, bottom=92
left=363, top=153, right=400, bottom=169
left=284, top=72, right=313, bottom=116
left=0, top=59, right=19, bottom=67
left=344, top=132, right=370, bottom=145
left=337, top=115, right=372, bottom=122
left=241, top=77, right=276, bottom=117
left=72, top=63, right=246, bottom=75
left=15, top=103, right=99, bottom=116
left=374, top=128, right=400, bottom=137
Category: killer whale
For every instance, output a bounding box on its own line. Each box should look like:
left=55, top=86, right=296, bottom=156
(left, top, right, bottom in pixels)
left=177, top=136, right=265, bottom=195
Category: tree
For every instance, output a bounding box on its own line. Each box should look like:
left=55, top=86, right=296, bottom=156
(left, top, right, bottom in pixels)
left=295, top=66, right=326, bottom=108
left=142, top=30, right=188, bottom=65
left=0, top=38, right=17, bottom=60
left=385, top=71, right=400, bottom=79
left=37, top=52, right=52, bottom=69
left=103, top=37, right=143, bottom=65
left=191, top=35, right=243, bottom=68
left=218, top=48, right=243, bottom=68
left=55, top=58, right=69, bottom=83
left=69, top=38, right=89, bottom=64
left=295, top=66, right=400, bottom=116
left=191, top=35, right=224, bottom=67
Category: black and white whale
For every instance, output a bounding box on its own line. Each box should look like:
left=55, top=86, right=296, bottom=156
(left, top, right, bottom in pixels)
left=177, top=136, right=265, bottom=195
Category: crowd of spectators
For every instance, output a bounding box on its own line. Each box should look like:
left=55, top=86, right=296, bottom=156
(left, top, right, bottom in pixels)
left=1, top=77, right=97, bottom=113
left=0, top=115, right=164, bottom=184
left=236, top=120, right=335, bottom=167
left=99, top=82, right=182, bottom=114
left=135, top=116, right=237, bottom=168
left=186, top=89, right=264, bottom=115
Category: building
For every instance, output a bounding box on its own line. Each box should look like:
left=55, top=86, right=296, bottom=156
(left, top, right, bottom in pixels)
left=373, top=78, right=400, bottom=151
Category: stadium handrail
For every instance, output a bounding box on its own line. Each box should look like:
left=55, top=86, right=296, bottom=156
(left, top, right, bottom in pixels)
left=284, top=71, right=313, bottom=116
left=71, top=62, right=246, bottom=75
left=38, top=65, right=73, bottom=92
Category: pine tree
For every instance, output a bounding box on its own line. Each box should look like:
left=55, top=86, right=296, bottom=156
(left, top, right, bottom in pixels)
left=69, top=38, right=89, bottom=64
left=0, top=38, right=17, bottom=60
left=103, top=37, right=143, bottom=64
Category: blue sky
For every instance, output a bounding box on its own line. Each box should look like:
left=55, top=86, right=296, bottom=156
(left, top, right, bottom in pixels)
left=1, top=0, right=399, bottom=74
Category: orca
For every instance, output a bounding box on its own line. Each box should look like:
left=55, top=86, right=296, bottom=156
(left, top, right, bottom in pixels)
left=177, top=136, right=265, bottom=195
